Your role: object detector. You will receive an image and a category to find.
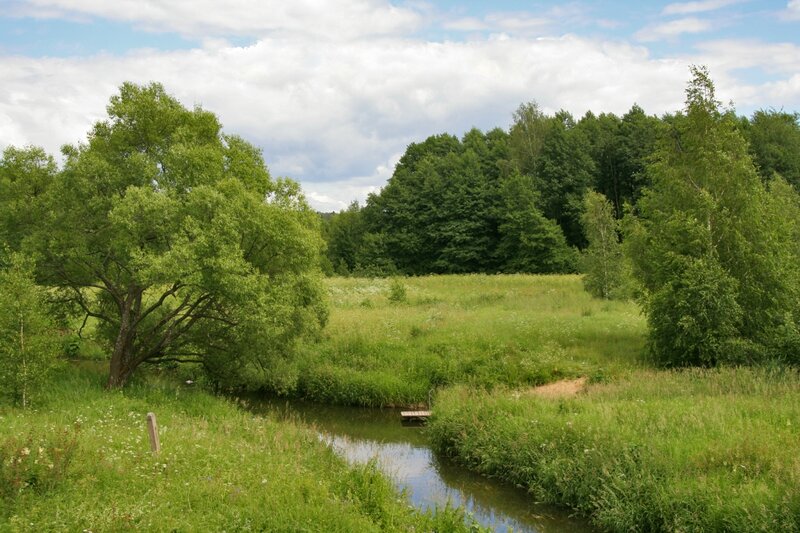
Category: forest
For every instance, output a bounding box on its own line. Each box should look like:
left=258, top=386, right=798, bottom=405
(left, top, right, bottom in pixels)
left=322, top=78, right=800, bottom=277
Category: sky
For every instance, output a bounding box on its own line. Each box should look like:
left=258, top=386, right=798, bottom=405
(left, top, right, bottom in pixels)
left=1, top=1, right=799, bottom=211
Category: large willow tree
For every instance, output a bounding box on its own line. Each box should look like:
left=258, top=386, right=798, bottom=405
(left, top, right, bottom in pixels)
left=25, top=83, right=327, bottom=388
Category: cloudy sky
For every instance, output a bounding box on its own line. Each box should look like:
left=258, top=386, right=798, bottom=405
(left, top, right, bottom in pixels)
left=1, top=1, right=799, bottom=211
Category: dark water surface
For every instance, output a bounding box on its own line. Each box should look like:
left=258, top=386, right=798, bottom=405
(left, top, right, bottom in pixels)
left=246, top=398, right=593, bottom=533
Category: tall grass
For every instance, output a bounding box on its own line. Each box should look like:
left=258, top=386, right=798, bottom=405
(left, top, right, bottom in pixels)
left=0, top=363, right=479, bottom=532
left=427, top=367, right=800, bottom=532
left=270, top=274, right=647, bottom=406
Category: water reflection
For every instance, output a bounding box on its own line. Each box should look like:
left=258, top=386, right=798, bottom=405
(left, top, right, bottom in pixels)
left=248, top=399, right=592, bottom=533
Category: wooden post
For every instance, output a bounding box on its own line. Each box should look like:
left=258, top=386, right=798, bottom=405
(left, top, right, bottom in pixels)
left=146, top=412, right=161, bottom=454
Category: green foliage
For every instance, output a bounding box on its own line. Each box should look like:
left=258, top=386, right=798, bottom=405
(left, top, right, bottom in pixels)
left=580, top=191, right=631, bottom=299
left=625, top=66, right=800, bottom=366
left=324, top=201, right=366, bottom=274
left=387, top=278, right=407, bottom=303
left=497, top=174, right=578, bottom=273
left=11, top=82, right=328, bottom=388
left=0, top=146, right=57, bottom=254
left=0, top=429, right=79, bottom=501
left=428, top=368, right=800, bottom=532
left=353, top=231, right=398, bottom=277
left=533, top=111, right=597, bottom=247
left=577, top=105, right=661, bottom=217
left=646, top=258, right=741, bottom=366
left=360, top=127, right=578, bottom=275
left=363, top=129, right=510, bottom=274
left=0, top=253, right=60, bottom=407
left=743, top=109, right=800, bottom=188
left=508, top=101, right=549, bottom=175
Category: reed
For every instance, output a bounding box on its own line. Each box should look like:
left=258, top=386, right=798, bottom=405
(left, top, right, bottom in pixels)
left=427, top=367, right=800, bottom=532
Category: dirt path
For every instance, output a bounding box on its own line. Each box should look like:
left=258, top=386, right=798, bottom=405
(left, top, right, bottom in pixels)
left=517, top=377, right=587, bottom=399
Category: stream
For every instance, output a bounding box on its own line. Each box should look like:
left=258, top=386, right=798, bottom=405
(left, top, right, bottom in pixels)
left=247, top=398, right=593, bottom=533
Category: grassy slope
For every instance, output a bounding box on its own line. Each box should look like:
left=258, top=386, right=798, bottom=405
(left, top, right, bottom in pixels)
left=0, top=363, right=476, bottom=532
left=428, top=368, right=800, bottom=532
left=286, top=275, right=646, bottom=406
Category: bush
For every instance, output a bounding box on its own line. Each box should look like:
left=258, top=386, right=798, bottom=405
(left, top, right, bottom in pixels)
left=0, top=253, right=61, bottom=407
left=387, top=278, right=407, bottom=303
left=580, top=191, right=632, bottom=300
left=646, top=258, right=742, bottom=366
left=0, top=429, right=79, bottom=501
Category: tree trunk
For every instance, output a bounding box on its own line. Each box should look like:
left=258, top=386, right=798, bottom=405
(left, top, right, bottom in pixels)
left=20, top=316, right=27, bottom=408
left=106, top=299, right=137, bottom=389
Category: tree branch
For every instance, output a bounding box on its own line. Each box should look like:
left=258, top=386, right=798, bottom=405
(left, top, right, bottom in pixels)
left=132, top=293, right=217, bottom=367
left=66, top=284, right=116, bottom=325
left=143, top=356, right=204, bottom=365
left=133, top=282, right=184, bottom=328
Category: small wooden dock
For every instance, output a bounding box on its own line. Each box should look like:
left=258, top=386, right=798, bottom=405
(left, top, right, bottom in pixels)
left=400, top=410, right=432, bottom=422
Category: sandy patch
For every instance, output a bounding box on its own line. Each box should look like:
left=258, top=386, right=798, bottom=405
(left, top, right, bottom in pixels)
left=519, top=377, right=587, bottom=399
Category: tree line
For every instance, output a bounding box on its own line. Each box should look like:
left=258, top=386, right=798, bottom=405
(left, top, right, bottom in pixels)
left=321, top=84, right=800, bottom=279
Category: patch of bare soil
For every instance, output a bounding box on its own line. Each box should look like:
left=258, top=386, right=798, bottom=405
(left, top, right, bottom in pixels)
left=518, top=377, right=587, bottom=399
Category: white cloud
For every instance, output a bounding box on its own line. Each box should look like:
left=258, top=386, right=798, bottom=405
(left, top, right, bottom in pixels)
left=10, top=0, right=422, bottom=40
left=786, top=0, right=800, bottom=20
left=662, top=0, right=745, bottom=16
left=305, top=160, right=398, bottom=212
left=0, top=36, right=687, bottom=187
left=484, top=13, right=551, bottom=34
left=442, top=12, right=550, bottom=36
left=635, top=17, right=713, bottom=41
left=694, top=40, right=800, bottom=74
left=2, top=6, right=799, bottom=210
left=685, top=40, right=800, bottom=109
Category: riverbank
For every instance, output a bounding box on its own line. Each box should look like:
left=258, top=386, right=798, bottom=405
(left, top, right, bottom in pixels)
left=248, top=396, right=593, bottom=532
left=264, top=275, right=646, bottom=406
left=0, top=363, right=477, bottom=531
left=427, top=367, right=800, bottom=532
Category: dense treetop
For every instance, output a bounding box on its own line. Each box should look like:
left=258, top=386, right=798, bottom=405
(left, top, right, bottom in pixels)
left=0, top=82, right=328, bottom=388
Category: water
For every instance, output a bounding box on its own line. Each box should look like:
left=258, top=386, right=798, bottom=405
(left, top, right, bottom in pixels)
left=247, top=398, right=593, bottom=533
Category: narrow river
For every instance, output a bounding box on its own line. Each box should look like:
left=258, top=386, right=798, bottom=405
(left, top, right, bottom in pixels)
left=247, top=398, right=593, bottom=533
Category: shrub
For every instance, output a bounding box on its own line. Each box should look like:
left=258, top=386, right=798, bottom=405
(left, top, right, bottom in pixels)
left=0, top=253, right=61, bottom=407
left=0, top=429, right=79, bottom=501
left=646, top=258, right=742, bottom=366
left=580, top=191, right=631, bottom=300
left=387, top=278, right=407, bottom=303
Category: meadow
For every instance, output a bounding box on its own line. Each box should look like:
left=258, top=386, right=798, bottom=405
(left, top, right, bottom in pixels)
left=0, top=363, right=478, bottom=532
left=283, top=275, right=647, bottom=406
left=6, top=274, right=797, bottom=532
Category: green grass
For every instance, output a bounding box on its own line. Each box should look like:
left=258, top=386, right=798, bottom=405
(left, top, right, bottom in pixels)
left=278, top=274, right=647, bottom=406
left=427, top=367, right=800, bottom=532
left=0, top=363, right=479, bottom=532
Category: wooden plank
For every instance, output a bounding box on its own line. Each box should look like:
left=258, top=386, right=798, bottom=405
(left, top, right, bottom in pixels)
left=400, top=410, right=432, bottom=419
